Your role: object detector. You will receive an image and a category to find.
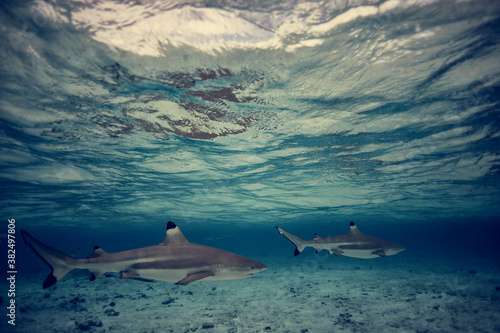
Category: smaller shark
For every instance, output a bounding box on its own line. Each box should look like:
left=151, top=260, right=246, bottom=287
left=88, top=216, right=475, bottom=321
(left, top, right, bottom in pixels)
left=22, top=221, right=267, bottom=288
left=276, top=221, right=405, bottom=259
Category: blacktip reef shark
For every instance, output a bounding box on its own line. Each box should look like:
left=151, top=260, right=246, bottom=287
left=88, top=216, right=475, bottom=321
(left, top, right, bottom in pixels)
left=276, top=221, right=405, bottom=259
left=21, top=221, right=267, bottom=288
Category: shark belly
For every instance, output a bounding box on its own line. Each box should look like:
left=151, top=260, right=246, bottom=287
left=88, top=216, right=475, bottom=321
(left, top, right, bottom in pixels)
left=135, top=267, right=206, bottom=282
left=135, top=268, right=253, bottom=282
left=309, top=242, right=386, bottom=259
left=337, top=248, right=382, bottom=259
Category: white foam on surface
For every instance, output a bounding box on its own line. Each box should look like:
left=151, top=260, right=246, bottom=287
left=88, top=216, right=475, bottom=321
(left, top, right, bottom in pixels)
left=65, top=0, right=444, bottom=56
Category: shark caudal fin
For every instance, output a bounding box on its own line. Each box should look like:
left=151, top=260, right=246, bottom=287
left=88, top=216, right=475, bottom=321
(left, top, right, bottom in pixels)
left=276, top=227, right=308, bottom=256
left=21, top=230, right=76, bottom=288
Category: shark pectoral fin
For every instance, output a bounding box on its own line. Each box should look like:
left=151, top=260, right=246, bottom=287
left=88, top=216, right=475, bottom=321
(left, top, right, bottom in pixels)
left=119, top=270, right=155, bottom=282
left=176, top=271, right=214, bottom=285
left=120, top=271, right=139, bottom=279
left=329, top=249, right=342, bottom=256
left=120, top=270, right=139, bottom=279
left=372, top=250, right=386, bottom=257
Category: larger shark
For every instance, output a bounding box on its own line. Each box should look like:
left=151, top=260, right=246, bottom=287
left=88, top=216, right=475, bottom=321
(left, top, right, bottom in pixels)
left=22, top=221, right=267, bottom=288
left=276, top=221, right=405, bottom=259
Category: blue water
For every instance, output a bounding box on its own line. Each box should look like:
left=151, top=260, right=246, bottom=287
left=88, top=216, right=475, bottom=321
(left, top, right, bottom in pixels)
left=1, top=0, right=500, bottom=332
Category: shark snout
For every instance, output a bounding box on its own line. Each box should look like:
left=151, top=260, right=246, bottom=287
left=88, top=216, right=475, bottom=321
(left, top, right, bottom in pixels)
left=256, top=263, right=268, bottom=272
left=247, top=261, right=267, bottom=275
left=390, top=244, right=406, bottom=255
left=397, top=243, right=406, bottom=252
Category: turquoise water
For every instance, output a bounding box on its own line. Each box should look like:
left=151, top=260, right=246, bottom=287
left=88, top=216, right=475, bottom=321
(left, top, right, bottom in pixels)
left=1, top=0, right=499, bottom=229
left=1, top=0, right=500, bottom=332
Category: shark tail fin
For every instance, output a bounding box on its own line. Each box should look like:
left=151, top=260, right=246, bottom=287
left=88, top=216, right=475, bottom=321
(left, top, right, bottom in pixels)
left=21, top=230, right=76, bottom=289
left=276, top=227, right=308, bottom=256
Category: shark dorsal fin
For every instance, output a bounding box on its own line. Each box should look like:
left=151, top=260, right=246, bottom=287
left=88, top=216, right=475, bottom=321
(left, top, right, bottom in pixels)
left=347, top=221, right=362, bottom=236
left=88, top=246, right=107, bottom=258
left=159, top=221, right=188, bottom=245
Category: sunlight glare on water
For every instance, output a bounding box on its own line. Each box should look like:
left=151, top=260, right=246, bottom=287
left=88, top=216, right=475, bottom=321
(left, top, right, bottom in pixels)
left=0, top=0, right=499, bottom=228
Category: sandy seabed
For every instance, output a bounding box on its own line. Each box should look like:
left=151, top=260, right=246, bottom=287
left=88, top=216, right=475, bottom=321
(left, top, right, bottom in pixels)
left=2, top=253, right=500, bottom=333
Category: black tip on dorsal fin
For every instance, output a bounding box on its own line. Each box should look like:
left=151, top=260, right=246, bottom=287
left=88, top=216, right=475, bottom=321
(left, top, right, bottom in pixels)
left=160, top=221, right=188, bottom=244
left=348, top=221, right=362, bottom=236
left=88, top=246, right=106, bottom=259
left=93, top=245, right=106, bottom=253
